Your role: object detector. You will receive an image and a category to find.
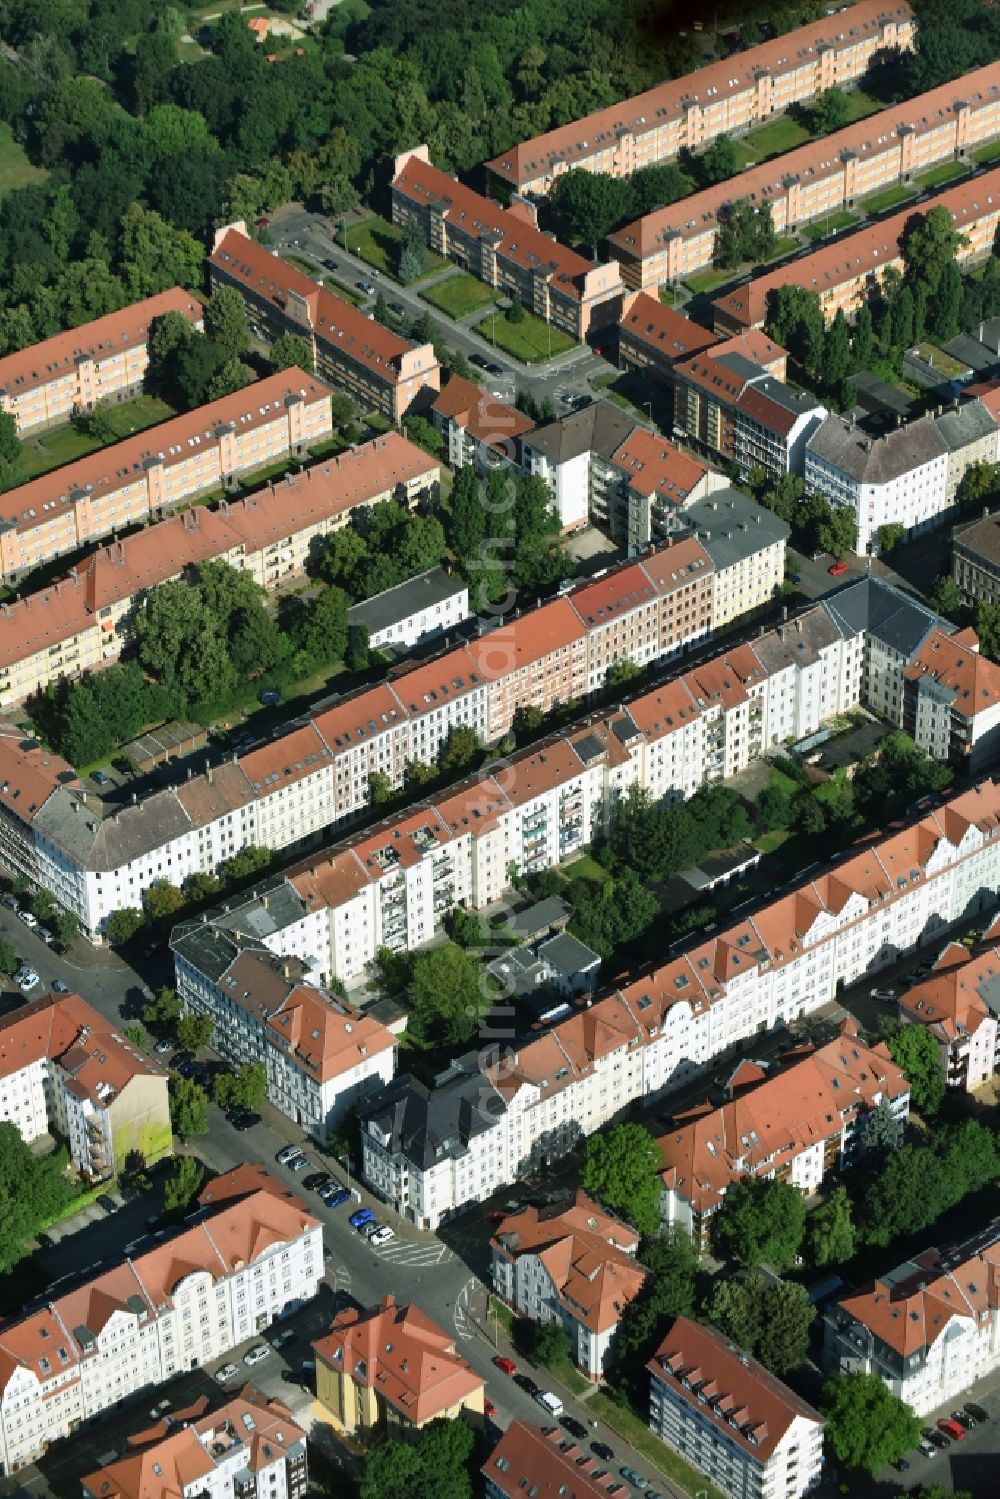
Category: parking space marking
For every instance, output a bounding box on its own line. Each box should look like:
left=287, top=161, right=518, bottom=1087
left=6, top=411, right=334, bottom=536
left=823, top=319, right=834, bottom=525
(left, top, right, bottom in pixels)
left=453, top=1277, right=476, bottom=1341
left=369, top=1237, right=455, bottom=1268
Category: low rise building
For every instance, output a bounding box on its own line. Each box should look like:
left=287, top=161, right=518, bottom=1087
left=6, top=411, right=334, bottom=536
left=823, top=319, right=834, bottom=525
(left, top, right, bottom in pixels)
left=0, top=433, right=438, bottom=707
left=170, top=932, right=396, bottom=1138
left=490, top=1193, right=647, bottom=1378
left=209, top=225, right=440, bottom=421
left=485, top=1, right=915, bottom=197
left=0, top=369, right=331, bottom=582
left=0, top=1166, right=322, bottom=1474
left=429, top=377, right=535, bottom=472
left=0, top=289, right=202, bottom=438
left=823, top=1222, right=1000, bottom=1415
left=658, top=1022, right=909, bottom=1248
left=618, top=293, right=719, bottom=384
left=608, top=60, right=1000, bottom=288
left=648, top=1318, right=825, bottom=1499
left=313, top=1294, right=485, bottom=1441
left=392, top=148, right=624, bottom=342
left=348, top=565, right=469, bottom=653
left=898, top=939, right=1000, bottom=1090
left=0, top=989, right=170, bottom=1179
left=484, top=1422, right=632, bottom=1499
left=79, top=1387, right=308, bottom=1499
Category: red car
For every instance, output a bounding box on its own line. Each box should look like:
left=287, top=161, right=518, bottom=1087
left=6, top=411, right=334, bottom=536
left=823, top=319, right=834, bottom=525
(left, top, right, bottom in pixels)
left=493, top=1355, right=517, bottom=1375
left=485, top=1399, right=497, bottom=1418
left=938, top=1418, right=966, bottom=1441
left=828, top=561, right=848, bottom=576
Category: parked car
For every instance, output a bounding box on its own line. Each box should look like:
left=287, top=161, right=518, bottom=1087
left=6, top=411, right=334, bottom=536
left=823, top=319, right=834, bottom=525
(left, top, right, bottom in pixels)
left=561, top=1416, right=588, bottom=1439
left=276, top=1144, right=302, bottom=1166
left=349, top=1207, right=375, bottom=1228
left=303, top=1173, right=333, bottom=1192
left=950, top=1410, right=975, bottom=1430
left=40, top=929, right=56, bottom=946
left=271, top=1330, right=296, bottom=1351
left=891, top=1457, right=910, bottom=1472
left=52, top=979, right=71, bottom=996
left=319, top=1185, right=351, bottom=1208
left=19, top=910, right=38, bottom=929
left=591, top=1442, right=614, bottom=1462
left=154, top=1038, right=172, bottom=1055
left=924, top=1426, right=950, bottom=1447
left=259, top=689, right=281, bottom=706
left=244, top=1344, right=271, bottom=1367
left=1, top=895, right=19, bottom=911
left=369, top=1225, right=395, bottom=1246
left=870, top=987, right=896, bottom=1002
left=493, top=1355, right=516, bottom=1375
left=91, top=770, right=112, bottom=787
left=938, top=1418, right=966, bottom=1441
left=215, top=1363, right=240, bottom=1383
left=484, top=1399, right=496, bottom=1419
left=514, top=1373, right=539, bottom=1397
left=918, top=1440, right=937, bottom=1458
left=828, top=561, right=848, bottom=576
left=231, top=1110, right=260, bottom=1131
left=620, top=1470, right=649, bottom=1492
left=16, top=968, right=40, bottom=991
left=469, top=353, right=489, bottom=369
left=287, top=1154, right=310, bottom=1173
left=357, top=280, right=375, bottom=296
left=965, top=1402, right=989, bottom=1422
left=389, top=301, right=405, bottom=316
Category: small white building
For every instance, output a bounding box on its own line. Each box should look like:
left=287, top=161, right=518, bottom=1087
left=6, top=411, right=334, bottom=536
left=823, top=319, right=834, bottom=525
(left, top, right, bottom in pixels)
left=805, top=412, right=950, bottom=554
left=649, top=1318, right=825, bottom=1499
left=347, top=566, right=470, bottom=653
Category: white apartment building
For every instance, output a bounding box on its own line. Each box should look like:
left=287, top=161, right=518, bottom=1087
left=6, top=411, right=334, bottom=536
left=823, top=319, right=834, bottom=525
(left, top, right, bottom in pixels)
left=429, top=377, right=536, bottom=475
left=0, top=1166, right=322, bottom=1474
left=347, top=566, right=469, bottom=653
left=0, top=991, right=170, bottom=1180
left=80, top=1387, right=308, bottom=1499
left=649, top=1318, right=825, bottom=1499
left=823, top=1222, right=1000, bottom=1416
left=362, top=776, right=1000, bottom=1226
left=170, top=933, right=396, bottom=1139
left=897, top=935, right=1000, bottom=1091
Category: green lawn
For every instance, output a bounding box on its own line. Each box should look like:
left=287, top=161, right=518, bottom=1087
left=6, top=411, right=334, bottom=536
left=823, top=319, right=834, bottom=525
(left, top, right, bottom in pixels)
left=484, top=309, right=576, bottom=364
left=18, top=395, right=178, bottom=481
left=421, top=273, right=498, bottom=318
left=841, top=87, right=883, bottom=125
left=743, top=114, right=811, bottom=159
left=344, top=215, right=449, bottom=282
left=802, top=209, right=860, bottom=241
left=912, top=341, right=970, bottom=378
left=322, top=276, right=364, bottom=307
left=589, top=1394, right=727, bottom=1499
left=564, top=852, right=611, bottom=884
left=684, top=266, right=735, bottom=295
left=728, top=138, right=760, bottom=170
left=0, top=123, right=48, bottom=198
left=916, top=160, right=968, bottom=190
left=763, top=236, right=799, bottom=264
left=974, top=139, right=1000, bottom=166
left=860, top=182, right=916, bottom=215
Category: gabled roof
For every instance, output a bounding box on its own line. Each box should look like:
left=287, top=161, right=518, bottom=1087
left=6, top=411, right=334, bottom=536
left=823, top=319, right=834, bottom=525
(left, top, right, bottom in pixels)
left=484, top=1421, right=631, bottom=1497
left=904, top=628, right=1000, bottom=720
left=430, top=376, right=535, bottom=448
left=619, top=293, right=719, bottom=362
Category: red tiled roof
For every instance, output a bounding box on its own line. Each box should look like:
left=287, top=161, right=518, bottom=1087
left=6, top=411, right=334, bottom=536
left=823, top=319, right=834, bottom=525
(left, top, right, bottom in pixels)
left=483, top=1422, right=631, bottom=1497
left=430, top=376, right=535, bottom=449
left=619, top=293, right=719, bottom=361
left=609, top=427, right=709, bottom=502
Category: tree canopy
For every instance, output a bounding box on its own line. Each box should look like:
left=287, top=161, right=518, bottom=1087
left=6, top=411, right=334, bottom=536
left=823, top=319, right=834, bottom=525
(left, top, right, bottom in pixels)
left=821, top=1372, right=921, bottom=1474
left=580, top=1123, right=663, bottom=1237
left=712, top=1176, right=806, bottom=1268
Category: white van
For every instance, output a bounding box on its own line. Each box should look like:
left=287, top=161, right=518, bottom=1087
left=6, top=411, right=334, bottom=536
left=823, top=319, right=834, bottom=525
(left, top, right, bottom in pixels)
left=534, top=1390, right=564, bottom=1419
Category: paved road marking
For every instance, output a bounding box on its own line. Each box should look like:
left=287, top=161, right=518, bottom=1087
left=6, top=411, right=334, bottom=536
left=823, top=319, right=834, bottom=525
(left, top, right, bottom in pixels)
left=369, top=1238, right=455, bottom=1268
left=453, top=1277, right=477, bottom=1341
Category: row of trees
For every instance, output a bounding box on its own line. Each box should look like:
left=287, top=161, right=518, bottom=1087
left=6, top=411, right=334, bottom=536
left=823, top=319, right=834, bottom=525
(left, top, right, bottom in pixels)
left=746, top=471, right=858, bottom=560
left=609, top=783, right=753, bottom=882
left=106, top=845, right=274, bottom=945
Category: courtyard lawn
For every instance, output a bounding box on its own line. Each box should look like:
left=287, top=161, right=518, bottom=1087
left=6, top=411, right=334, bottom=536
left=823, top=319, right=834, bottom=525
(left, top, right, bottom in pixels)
left=683, top=265, right=736, bottom=295
left=744, top=114, right=811, bottom=159
left=421, top=273, right=498, bottom=318
left=763, top=236, right=799, bottom=263
left=564, top=852, right=611, bottom=884
left=17, top=395, right=177, bottom=481
left=860, top=182, right=916, bottom=215
left=0, top=123, right=48, bottom=198
left=344, top=215, right=449, bottom=282
left=841, top=87, right=883, bottom=125
left=485, top=310, right=575, bottom=364
left=916, top=160, right=968, bottom=191
left=801, top=209, right=860, bottom=241
left=974, top=139, right=1000, bottom=166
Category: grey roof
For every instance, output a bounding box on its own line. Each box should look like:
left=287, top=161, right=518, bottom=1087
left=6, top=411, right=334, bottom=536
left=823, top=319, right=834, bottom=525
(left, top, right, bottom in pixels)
left=716, top=351, right=767, bottom=386
left=33, top=784, right=193, bottom=871
left=821, top=577, right=949, bottom=657
left=524, top=400, right=635, bottom=464
left=807, top=412, right=947, bottom=483
left=537, top=932, right=601, bottom=976
left=572, top=731, right=609, bottom=765
left=361, top=1064, right=506, bottom=1170
left=347, top=566, right=466, bottom=636
left=488, top=947, right=553, bottom=996
left=748, top=375, right=824, bottom=418
left=941, top=332, right=997, bottom=376
left=934, top=398, right=998, bottom=454
left=506, top=896, right=571, bottom=940
left=846, top=371, right=918, bottom=419
left=750, top=604, right=841, bottom=673
left=681, top=488, right=790, bottom=570
left=211, top=877, right=307, bottom=941
left=954, top=509, right=1000, bottom=566
left=171, top=919, right=251, bottom=984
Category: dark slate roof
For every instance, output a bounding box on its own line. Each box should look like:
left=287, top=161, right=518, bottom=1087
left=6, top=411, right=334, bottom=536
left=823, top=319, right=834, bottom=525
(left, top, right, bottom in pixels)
left=524, top=400, right=636, bottom=464
left=807, top=412, right=947, bottom=483
left=347, top=566, right=466, bottom=636
left=170, top=919, right=253, bottom=984
left=935, top=399, right=998, bottom=453
left=822, top=577, right=948, bottom=657
left=361, top=1065, right=507, bottom=1170
left=507, top=895, right=571, bottom=939
left=682, top=489, right=790, bottom=569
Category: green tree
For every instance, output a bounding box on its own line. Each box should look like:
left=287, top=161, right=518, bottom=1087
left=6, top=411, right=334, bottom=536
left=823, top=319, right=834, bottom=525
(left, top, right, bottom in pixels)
left=369, top=770, right=394, bottom=806
left=701, top=133, right=739, bottom=185
left=438, top=725, right=480, bottom=774
left=956, top=460, right=1000, bottom=512
left=606, top=657, right=643, bottom=689
left=219, top=845, right=273, bottom=883
left=176, top=1013, right=214, bottom=1052
left=507, top=294, right=526, bottom=325
left=859, top=1141, right=949, bottom=1246
left=887, top=1022, right=946, bottom=1117
left=928, top=572, right=963, bottom=619
left=31, top=888, right=56, bottom=922
left=548, top=167, right=632, bottom=252
left=144, top=878, right=185, bottom=923
left=203, top=286, right=250, bottom=358
left=902, top=204, right=965, bottom=298
left=0, top=1123, right=77, bottom=1274
left=765, top=285, right=824, bottom=374
left=928, top=257, right=962, bottom=341
left=118, top=204, right=203, bottom=298
left=756, top=1280, right=815, bottom=1376
left=525, top=1320, right=573, bottom=1368
left=757, top=784, right=791, bottom=831
left=107, top=907, right=144, bottom=944
left=0, top=937, right=20, bottom=976
left=976, top=598, right=1000, bottom=658
left=821, top=1372, right=921, bottom=1475
left=407, top=942, right=487, bottom=1046
left=581, top=1124, right=663, bottom=1237
left=164, top=1154, right=206, bottom=1213
left=271, top=332, right=314, bottom=374
left=821, top=308, right=852, bottom=391
left=0, top=410, right=23, bottom=493
left=170, top=1077, right=210, bottom=1139
left=713, top=1176, right=806, bottom=1268
left=865, top=1095, right=904, bottom=1152
left=399, top=243, right=424, bottom=284
left=806, top=1186, right=855, bottom=1268
left=852, top=302, right=874, bottom=368
left=56, top=911, right=80, bottom=946
left=143, top=987, right=182, bottom=1026
left=123, top=1023, right=148, bottom=1051
left=815, top=502, right=857, bottom=560
left=299, top=586, right=349, bottom=666
left=812, top=87, right=851, bottom=133
left=614, top=1227, right=698, bottom=1368
left=217, top=1062, right=267, bottom=1112
left=876, top=522, right=905, bottom=554
left=446, top=465, right=487, bottom=561
left=205, top=356, right=254, bottom=403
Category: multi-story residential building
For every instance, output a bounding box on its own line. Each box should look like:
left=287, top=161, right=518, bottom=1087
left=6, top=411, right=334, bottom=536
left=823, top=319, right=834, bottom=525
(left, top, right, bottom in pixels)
left=519, top=400, right=639, bottom=531
left=0, top=289, right=203, bottom=438
left=429, top=377, right=535, bottom=473
left=713, top=167, right=1000, bottom=335
left=673, top=332, right=827, bottom=478
left=79, top=1387, right=308, bottom=1499
left=658, top=1021, right=910, bottom=1248
left=0, top=370, right=331, bottom=583
left=490, top=1193, right=647, bottom=1378
left=483, top=1422, right=633, bottom=1499
left=0, top=433, right=438, bottom=707
left=648, top=1318, right=825, bottom=1499
left=897, top=938, right=1000, bottom=1090
left=485, top=1, right=915, bottom=197
left=170, top=930, right=396, bottom=1138
left=0, top=990, right=170, bottom=1180
left=618, top=293, right=720, bottom=384
left=608, top=61, right=1000, bottom=289
left=313, top=1294, right=485, bottom=1442
left=823, top=1222, right=1000, bottom=1415
left=902, top=626, right=1000, bottom=772
left=681, top=490, right=790, bottom=631
left=361, top=775, right=1000, bottom=1226
left=348, top=565, right=470, bottom=653
left=805, top=401, right=1000, bottom=553
left=0, top=1165, right=322, bottom=1474
left=209, top=225, right=440, bottom=422
left=605, top=427, right=720, bottom=550
left=392, top=148, right=624, bottom=341
left=953, top=500, right=1000, bottom=606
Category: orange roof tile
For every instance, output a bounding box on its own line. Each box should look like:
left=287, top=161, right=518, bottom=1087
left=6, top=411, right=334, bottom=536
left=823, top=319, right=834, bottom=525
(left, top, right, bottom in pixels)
left=430, top=376, right=535, bottom=449
left=619, top=293, right=719, bottom=362
left=483, top=1421, right=631, bottom=1497
left=609, top=428, right=709, bottom=503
